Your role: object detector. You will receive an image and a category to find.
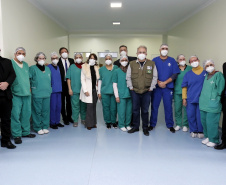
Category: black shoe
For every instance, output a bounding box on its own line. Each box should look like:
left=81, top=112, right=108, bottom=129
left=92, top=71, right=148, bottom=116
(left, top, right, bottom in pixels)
left=14, top=137, right=22, bottom=144
left=107, top=123, right=111, bottom=129
left=128, top=128, right=139, bottom=133
left=22, top=134, right=36, bottom=138
left=168, top=127, right=175, bottom=133
left=68, top=118, right=74, bottom=123
left=112, top=123, right=117, bottom=128
left=57, top=123, right=64, bottom=127
left=148, top=126, right=154, bottom=131
left=63, top=120, right=69, bottom=125
left=50, top=124, right=58, bottom=129
left=1, top=141, right=16, bottom=149
left=143, top=129, right=149, bottom=136
left=214, top=142, right=226, bottom=150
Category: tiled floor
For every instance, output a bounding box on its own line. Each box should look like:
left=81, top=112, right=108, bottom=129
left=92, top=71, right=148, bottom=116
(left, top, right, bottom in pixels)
left=1, top=102, right=226, bottom=185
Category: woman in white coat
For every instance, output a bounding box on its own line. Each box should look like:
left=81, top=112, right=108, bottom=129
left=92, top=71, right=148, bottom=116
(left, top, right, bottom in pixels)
left=80, top=53, right=100, bottom=130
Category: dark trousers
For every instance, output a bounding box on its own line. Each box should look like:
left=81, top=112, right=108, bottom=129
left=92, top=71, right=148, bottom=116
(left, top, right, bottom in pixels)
left=85, top=89, right=97, bottom=128
left=221, top=97, right=226, bottom=142
left=61, top=82, right=72, bottom=122
left=130, top=90, right=151, bottom=130
left=0, top=97, right=12, bottom=143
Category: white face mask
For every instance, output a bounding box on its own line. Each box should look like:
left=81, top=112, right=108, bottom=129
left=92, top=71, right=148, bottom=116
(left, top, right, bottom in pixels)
left=52, top=59, right=58, bottom=65
left=137, top=53, right=146, bottom=60
left=61, top=52, right=68, bottom=59
left=191, top=61, right=199, bottom=68
left=179, top=61, right=186, bottom=66
left=161, top=50, right=168, bottom=57
left=105, top=60, right=112, bottom=65
left=89, top=59, right=96, bottom=66
left=121, top=61, right=128, bottom=67
left=206, top=66, right=215, bottom=73
left=38, top=60, right=45, bottom=66
left=75, top=58, right=82, bottom=64
left=120, top=51, right=127, bottom=56
left=16, top=55, right=25, bottom=62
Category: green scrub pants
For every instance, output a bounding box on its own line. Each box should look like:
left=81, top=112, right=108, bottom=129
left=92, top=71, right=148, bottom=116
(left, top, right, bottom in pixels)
left=71, top=93, right=87, bottom=123
left=101, top=94, right=117, bottom=124
left=32, top=97, right=50, bottom=132
left=174, top=94, right=188, bottom=127
left=11, top=95, right=31, bottom=138
left=200, top=110, right=220, bottom=144
left=117, top=98, right=132, bottom=128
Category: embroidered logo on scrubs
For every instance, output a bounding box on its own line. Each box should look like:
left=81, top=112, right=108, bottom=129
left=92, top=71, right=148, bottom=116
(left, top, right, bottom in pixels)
left=147, top=66, right=152, bottom=73
left=210, top=80, right=214, bottom=85
left=170, top=91, right=173, bottom=95
left=168, top=63, right=171, bottom=67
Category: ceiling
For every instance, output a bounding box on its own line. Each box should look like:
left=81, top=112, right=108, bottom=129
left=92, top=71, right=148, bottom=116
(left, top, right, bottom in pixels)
left=28, top=0, right=216, bottom=34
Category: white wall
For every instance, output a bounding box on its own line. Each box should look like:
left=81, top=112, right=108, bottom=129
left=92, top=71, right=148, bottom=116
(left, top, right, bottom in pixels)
left=0, top=0, right=3, bottom=54
left=167, top=0, right=225, bottom=71
left=1, top=0, right=68, bottom=66
left=69, top=34, right=163, bottom=63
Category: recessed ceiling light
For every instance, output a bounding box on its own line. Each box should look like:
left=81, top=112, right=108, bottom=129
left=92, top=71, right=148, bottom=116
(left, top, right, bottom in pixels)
left=113, top=22, right=120, bottom=25
left=111, top=3, right=122, bottom=8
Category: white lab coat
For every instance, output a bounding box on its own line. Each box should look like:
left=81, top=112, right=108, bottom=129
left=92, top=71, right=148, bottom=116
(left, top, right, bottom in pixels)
left=80, top=63, right=100, bottom=103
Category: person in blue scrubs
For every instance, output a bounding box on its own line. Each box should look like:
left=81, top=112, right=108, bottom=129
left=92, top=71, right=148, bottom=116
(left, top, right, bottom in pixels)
left=48, top=52, right=64, bottom=129
left=150, top=44, right=180, bottom=133
left=181, top=55, right=206, bottom=138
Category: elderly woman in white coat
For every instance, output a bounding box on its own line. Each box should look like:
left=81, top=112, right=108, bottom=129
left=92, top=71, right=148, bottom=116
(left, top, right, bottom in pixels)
left=80, top=53, right=100, bottom=130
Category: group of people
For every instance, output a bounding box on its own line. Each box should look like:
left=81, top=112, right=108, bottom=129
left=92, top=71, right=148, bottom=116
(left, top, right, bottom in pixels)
left=0, top=44, right=226, bottom=151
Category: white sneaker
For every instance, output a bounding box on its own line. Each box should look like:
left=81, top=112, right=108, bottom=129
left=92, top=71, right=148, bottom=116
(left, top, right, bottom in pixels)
left=206, top=142, right=216, bottom=147
left=174, top=126, right=181, bottom=131
left=197, top=133, right=204, bottom=139
left=191, top=132, right=197, bottom=138
left=43, top=129, right=49, bottom=134
left=182, top=126, right=188, bottom=132
left=126, top=126, right=132, bottom=131
left=202, top=138, right=209, bottom=145
left=37, top=130, right=44, bottom=135
left=120, top=127, right=127, bottom=132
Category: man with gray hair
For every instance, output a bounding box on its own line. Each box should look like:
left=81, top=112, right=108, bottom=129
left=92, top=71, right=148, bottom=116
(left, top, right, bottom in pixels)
left=0, top=48, right=16, bottom=149
left=48, top=52, right=64, bottom=129
left=126, top=45, right=157, bottom=136
left=149, top=44, right=180, bottom=133
left=11, top=47, right=36, bottom=145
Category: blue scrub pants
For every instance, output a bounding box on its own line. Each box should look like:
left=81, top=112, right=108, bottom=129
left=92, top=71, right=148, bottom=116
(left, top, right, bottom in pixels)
left=131, top=90, right=151, bottom=130
left=50, top=92, right=61, bottom=125
left=186, top=102, right=203, bottom=133
left=150, top=87, right=174, bottom=128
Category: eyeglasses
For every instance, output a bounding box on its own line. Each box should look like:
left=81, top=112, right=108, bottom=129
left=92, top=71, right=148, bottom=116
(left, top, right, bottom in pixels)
left=205, top=64, right=214, bottom=67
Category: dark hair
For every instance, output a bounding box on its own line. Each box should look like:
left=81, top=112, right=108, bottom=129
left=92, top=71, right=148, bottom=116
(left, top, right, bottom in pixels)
left=119, top=45, right=127, bottom=50
left=59, top=47, right=68, bottom=54
left=86, top=53, right=98, bottom=65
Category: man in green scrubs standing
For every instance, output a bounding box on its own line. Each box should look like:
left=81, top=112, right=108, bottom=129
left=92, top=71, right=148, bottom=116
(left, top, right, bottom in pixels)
left=66, top=53, right=86, bottom=127
left=11, top=47, right=36, bottom=144
left=174, top=54, right=192, bottom=132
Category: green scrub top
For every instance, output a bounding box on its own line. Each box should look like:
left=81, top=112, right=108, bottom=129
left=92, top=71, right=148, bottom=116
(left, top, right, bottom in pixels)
left=66, top=64, right=82, bottom=94
left=29, top=65, right=52, bottom=98
left=174, top=65, right=192, bottom=94
left=99, top=65, right=118, bottom=94
left=199, top=72, right=225, bottom=113
left=112, top=68, right=131, bottom=99
left=11, top=59, right=31, bottom=96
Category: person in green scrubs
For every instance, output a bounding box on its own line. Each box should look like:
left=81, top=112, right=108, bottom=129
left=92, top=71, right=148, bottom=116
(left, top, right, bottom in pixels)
left=174, top=54, right=192, bottom=132
left=199, top=59, right=225, bottom=147
left=98, top=54, right=118, bottom=129
left=29, top=52, right=52, bottom=135
left=112, top=56, right=132, bottom=132
left=11, top=47, right=36, bottom=144
left=66, top=53, right=86, bottom=127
